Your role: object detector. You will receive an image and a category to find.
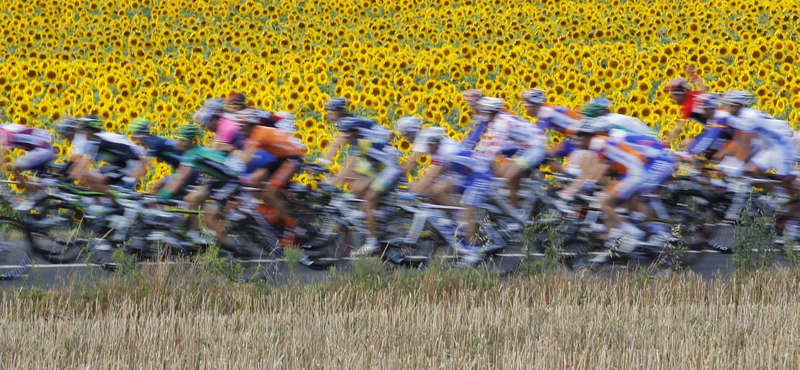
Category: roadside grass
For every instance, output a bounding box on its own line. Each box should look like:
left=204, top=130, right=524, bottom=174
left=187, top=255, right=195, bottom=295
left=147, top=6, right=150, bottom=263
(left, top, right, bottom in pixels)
left=2, top=261, right=800, bottom=369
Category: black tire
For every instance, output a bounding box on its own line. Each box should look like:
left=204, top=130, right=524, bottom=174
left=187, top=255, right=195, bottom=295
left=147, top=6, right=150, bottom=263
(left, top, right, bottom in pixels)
left=0, top=217, right=33, bottom=280
left=25, top=198, right=94, bottom=263
left=381, top=218, right=437, bottom=268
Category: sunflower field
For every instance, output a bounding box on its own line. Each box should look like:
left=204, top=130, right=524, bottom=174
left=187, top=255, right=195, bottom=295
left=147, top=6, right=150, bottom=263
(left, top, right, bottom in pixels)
left=1, top=0, right=800, bottom=188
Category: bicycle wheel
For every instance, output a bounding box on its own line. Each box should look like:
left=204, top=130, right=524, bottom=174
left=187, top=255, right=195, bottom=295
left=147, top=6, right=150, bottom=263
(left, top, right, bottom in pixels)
left=381, top=217, right=437, bottom=268
left=26, top=198, right=95, bottom=263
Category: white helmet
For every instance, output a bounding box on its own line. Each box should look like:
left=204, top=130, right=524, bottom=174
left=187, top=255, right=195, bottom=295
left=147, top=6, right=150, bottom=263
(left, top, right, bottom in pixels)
left=477, top=97, right=505, bottom=114
left=415, top=127, right=446, bottom=155
left=396, top=116, right=422, bottom=136
left=721, top=90, right=753, bottom=107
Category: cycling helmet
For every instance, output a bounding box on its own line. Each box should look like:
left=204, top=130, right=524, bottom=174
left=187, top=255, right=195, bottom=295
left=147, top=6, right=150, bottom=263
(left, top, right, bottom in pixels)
left=224, top=92, right=247, bottom=110
left=520, top=89, right=547, bottom=104
left=461, top=89, right=483, bottom=105
left=337, top=116, right=362, bottom=133
left=581, top=103, right=608, bottom=118
left=54, top=117, right=80, bottom=136
left=325, top=97, right=348, bottom=111
left=127, top=118, right=151, bottom=136
left=588, top=97, right=612, bottom=108
left=78, top=114, right=104, bottom=131
left=273, top=111, right=297, bottom=133
left=476, top=97, right=505, bottom=114
left=695, top=93, right=719, bottom=109
left=414, top=127, right=446, bottom=154
left=396, top=116, right=422, bottom=136
left=195, top=98, right=224, bottom=127
left=176, top=125, right=202, bottom=141
left=721, top=90, right=753, bottom=107
left=664, top=78, right=691, bottom=93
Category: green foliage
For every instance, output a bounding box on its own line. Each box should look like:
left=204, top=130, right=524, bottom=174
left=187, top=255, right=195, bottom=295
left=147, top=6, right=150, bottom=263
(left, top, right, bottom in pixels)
left=732, top=197, right=776, bottom=273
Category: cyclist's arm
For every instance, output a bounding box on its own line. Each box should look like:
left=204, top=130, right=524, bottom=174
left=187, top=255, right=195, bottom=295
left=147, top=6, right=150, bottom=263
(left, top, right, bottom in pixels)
left=462, top=121, right=488, bottom=149
left=132, top=155, right=149, bottom=180
left=409, top=164, right=445, bottom=194
left=0, top=146, right=8, bottom=169
left=400, top=151, right=422, bottom=174
left=733, top=131, right=753, bottom=162
left=667, top=119, right=687, bottom=143
left=322, top=134, right=349, bottom=162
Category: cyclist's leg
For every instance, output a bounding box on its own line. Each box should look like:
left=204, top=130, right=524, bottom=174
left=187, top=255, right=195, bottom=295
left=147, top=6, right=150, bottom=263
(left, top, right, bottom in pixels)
left=363, top=165, right=402, bottom=239
left=461, top=173, right=491, bottom=242
left=204, top=179, right=239, bottom=247
left=328, top=157, right=356, bottom=187
left=11, top=147, right=54, bottom=195
left=263, top=158, right=299, bottom=221
left=184, top=184, right=210, bottom=230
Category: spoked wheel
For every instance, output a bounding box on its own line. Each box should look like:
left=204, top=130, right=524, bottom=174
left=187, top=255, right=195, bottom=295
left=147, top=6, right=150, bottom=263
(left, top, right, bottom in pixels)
left=381, top=218, right=437, bottom=268
left=560, top=238, right=597, bottom=269
left=0, top=217, right=32, bottom=280
left=26, top=198, right=96, bottom=263
left=300, top=217, right=351, bottom=271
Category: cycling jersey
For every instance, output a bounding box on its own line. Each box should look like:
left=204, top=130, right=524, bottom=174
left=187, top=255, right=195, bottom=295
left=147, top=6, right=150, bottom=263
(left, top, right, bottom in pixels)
left=536, top=105, right=582, bottom=134
left=0, top=123, right=52, bottom=151
left=85, top=132, right=144, bottom=167
left=181, top=146, right=241, bottom=181
left=439, top=149, right=494, bottom=207
left=687, top=109, right=735, bottom=157
left=474, top=112, right=539, bottom=158
left=598, top=114, right=655, bottom=137
left=246, top=126, right=306, bottom=158
left=726, top=108, right=796, bottom=176
left=679, top=91, right=703, bottom=122
left=0, top=124, right=55, bottom=173
left=589, top=133, right=673, bottom=199
left=142, top=135, right=184, bottom=169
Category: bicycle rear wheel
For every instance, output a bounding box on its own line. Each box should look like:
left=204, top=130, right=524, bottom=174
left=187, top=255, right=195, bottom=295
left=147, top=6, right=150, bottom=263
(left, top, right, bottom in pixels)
left=26, top=198, right=96, bottom=263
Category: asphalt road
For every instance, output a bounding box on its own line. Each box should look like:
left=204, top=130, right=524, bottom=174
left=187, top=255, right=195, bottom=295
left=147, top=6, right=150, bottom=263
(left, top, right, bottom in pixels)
left=1, top=226, right=796, bottom=289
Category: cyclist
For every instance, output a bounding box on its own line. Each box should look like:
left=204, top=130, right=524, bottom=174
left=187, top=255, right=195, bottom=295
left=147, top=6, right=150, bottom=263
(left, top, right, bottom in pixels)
left=680, top=93, right=735, bottom=161
left=520, top=88, right=582, bottom=136
left=328, top=115, right=401, bottom=255
left=214, top=92, right=255, bottom=153
left=239, top=122, right=308, bottom=246
left=715, top=90, right=797, bottom=196
left=67, top=115, right=147, bottom=211
left=0, top=122, right=56, bottom=200
left=402, top=130, right=494, bottom=264
left=396, top=119, right=461, bottom=194
left=665, top=65, right=709, bottom=142
left=127, top=118, right=200, bottom=196
left=194, top=97, right=225, bottom=133
left=581, top=99, right=655, bottom=137
left=561, top=121, right=676, bottom=253
left=158, top=125, right=247, bottom=255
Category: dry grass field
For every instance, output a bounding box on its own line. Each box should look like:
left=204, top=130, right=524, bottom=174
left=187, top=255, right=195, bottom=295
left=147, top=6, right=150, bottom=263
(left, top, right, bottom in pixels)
left=2, top=261, right=799, bottom=369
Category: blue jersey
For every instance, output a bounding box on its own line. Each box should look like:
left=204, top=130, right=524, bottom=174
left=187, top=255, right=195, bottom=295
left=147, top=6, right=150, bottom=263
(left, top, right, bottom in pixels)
left=143, top=135, right=184, bottom=169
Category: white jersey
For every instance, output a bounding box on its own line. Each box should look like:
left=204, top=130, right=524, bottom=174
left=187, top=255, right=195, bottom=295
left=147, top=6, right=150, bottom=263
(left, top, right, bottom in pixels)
left=735, top=108, right=794, bottom=149
left=599, top=113, right=654, bottom=137
left=475, top=112, right=541, bottom=158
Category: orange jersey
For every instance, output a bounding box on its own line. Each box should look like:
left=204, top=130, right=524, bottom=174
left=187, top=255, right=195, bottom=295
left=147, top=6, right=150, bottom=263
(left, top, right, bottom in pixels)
left=246, top=126, right=306, bottom=158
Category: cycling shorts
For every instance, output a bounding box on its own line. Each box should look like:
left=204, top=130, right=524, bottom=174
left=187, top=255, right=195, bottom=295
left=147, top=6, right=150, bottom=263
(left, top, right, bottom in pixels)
left=461, top=173, right=492, bottom=208
left=749, top=141, right=796, bottom=177
left=604, top=162, right=645, bottom=200
left=14, top=147, right=54, bottom=173
left=267, top=157, right=301, bottom=190
left=368, top=165, right=402, bottom=195
left=244, top=149, right=278, bottom=176
left=513, top=146, right=546, bottom=171
left=638, top=156, right=677, bottom=194
left=687, top=126, right=733, bottom=157
left=207, top=178, right=240, bottom=208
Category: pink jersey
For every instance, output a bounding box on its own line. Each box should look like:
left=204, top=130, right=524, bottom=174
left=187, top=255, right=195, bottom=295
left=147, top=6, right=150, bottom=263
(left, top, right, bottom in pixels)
left=0, top=123, right=51, bottom=151
left=215, top=117, right=240, bottom=144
